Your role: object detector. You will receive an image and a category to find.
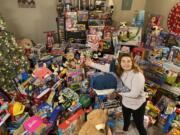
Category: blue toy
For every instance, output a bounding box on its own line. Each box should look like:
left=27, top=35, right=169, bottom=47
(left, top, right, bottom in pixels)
left=162, top=112, right=176, bottom=133
left=49, top=105, right=63, bottom=124
left=19, top=70, right=29, bottom=83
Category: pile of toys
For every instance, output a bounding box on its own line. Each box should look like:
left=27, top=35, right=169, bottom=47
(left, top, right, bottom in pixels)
left=0, top=3, right=180, bottom=134
left=138, top=15, right=180, bottom=134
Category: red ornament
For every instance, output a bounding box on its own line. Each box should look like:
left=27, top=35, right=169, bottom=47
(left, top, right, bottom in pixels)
left=167, top=2, right=180, bottom=36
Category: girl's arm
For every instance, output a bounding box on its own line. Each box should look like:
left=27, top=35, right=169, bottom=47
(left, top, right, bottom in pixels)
left=85, top=58, right=110, bottom=72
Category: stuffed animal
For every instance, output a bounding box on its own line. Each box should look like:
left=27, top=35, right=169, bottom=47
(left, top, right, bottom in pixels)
left=151, top=25, right=163, bottom=37
left=17, top=38, right=34, bottom=57
left=79, top=109, right=112, bottom=135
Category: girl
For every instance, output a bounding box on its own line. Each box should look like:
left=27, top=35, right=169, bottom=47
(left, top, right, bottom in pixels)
left=85, top=53, right=147, bottom=135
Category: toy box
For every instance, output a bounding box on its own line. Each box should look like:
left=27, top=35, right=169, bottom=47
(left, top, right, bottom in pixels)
left=168, top=46, right=180, bottom=66
left=163, top=62, right=180, bottom=85
left=89, top=11, right=111, bottom=20
left=146, top=101, right=160, bottom=119
left=144, top=66, right=166, bottom=85
left=86, top=34, right=100, bottom=51
left=67, top=68, right=84, bottom=91
left=132, top=10, right=145, bottom=27
left=119, top=27, right=142, bottom=46
left=77, top=11, right=88, bottom=22
left=0, top=100, right=10, bottom=127
left=88, top=19, right=105, bottom=27
left=76, top=24, right=86, bottom=31
left=61, top=88, right=79, bottom=103
left=156, top=95, right=174, bottom=114
left=132, top=47, right=145, bottom=64
left=23, top=115, right=49, bottom=135
left=99, top=39, right=114, bottom=54
left=58, top=109, right=85, bottom=135
left=148, top=46, right=170, bottom=61
left=66, top=12, right=78, bottom=32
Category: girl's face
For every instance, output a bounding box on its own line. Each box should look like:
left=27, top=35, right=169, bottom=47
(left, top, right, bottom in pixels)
left=120, top=56, right=132, bottom=71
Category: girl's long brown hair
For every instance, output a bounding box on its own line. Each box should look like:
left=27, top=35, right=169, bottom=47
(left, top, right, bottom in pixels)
left=115, top=53, right=143, bottom=77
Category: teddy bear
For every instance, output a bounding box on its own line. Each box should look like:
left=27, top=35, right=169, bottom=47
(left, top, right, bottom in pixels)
left=17, top=38, right=35, bottom=57
left=79, top=109, right=112, bottom=135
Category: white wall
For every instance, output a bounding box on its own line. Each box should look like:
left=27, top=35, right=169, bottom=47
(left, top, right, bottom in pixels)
left=0, top=0, right=57, bottom=43
left=4, top=0, right=177, bottom=43
left=112, top=0, right=146, bottom=26
left=145, top=0, right=179, bottom=31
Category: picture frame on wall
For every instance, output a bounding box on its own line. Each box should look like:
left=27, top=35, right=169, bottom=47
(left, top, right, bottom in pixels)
left=121, top=0, right=133, bottom=10
left=18, top=0, right=36, bottom=8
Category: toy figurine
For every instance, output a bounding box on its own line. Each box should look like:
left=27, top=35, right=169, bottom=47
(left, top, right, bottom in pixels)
left=19, top=69, right=29, bottom=83
left=44, top=31, right=55, bottom=52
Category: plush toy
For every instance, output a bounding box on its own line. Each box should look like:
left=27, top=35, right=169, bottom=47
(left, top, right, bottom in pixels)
left=106, top=0, right=114, bottom=13
left=79, top=109, right=112, bottom=135
left=119, top=22, right=127, bottom=28
left=18, top=38, right=34, bottom=57
left=151, top=25, right=163, bottom=37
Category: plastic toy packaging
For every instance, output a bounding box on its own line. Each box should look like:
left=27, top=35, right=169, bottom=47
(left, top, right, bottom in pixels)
left=58, top=87, right=80, bottom=110
left=66, top=68, right=84, bottom=91
left=0, top=99, right=10, bottom=127
left=66, top=12, right=78, bottom=31
left=168, top=46, right=180, bottom=66
left=163, top=62, right=179, bottom=85
left=77, top=11, right=89, bottom=22
left=132, top=47, right=145, bottom=64
left=23, top=115, right=50, bottom=135
left=87, top=34, right=100, bottom=51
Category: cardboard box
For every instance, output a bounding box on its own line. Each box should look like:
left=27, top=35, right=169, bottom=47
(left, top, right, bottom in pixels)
left=58, top=109, right=85, bottom=135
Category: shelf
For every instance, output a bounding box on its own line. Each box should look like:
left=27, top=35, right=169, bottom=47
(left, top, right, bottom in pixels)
left=146, top=80, right=180, bottom=100
left=118, top=42, right=139, bottom=46
left=160, top=83, right=180, bottom=96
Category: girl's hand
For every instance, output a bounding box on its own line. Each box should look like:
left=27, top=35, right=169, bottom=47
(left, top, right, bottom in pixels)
left=107, top=91, right=119, bottom=99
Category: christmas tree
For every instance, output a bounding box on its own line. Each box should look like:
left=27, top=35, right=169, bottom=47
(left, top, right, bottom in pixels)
left=0, top=16, right=29, bottom=91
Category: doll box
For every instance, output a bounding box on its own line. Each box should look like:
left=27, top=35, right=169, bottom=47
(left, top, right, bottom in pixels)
left=67, top=68, right=84, bottom=91
left=168, top=46, right=180, bottom=66
left=163, top=62, right=180, bottom=85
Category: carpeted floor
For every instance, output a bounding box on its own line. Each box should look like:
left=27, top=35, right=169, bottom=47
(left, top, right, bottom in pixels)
left=113, top=122, right=164, bottom=135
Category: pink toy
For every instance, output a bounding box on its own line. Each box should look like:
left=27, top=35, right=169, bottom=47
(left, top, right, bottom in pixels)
left=33, top=66, right=52, bottom=80
left=23, top=116, right=43, bottom=132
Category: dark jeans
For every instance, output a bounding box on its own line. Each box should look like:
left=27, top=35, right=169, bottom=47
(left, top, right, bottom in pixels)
left=122, top=102, right=147, bottom=135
